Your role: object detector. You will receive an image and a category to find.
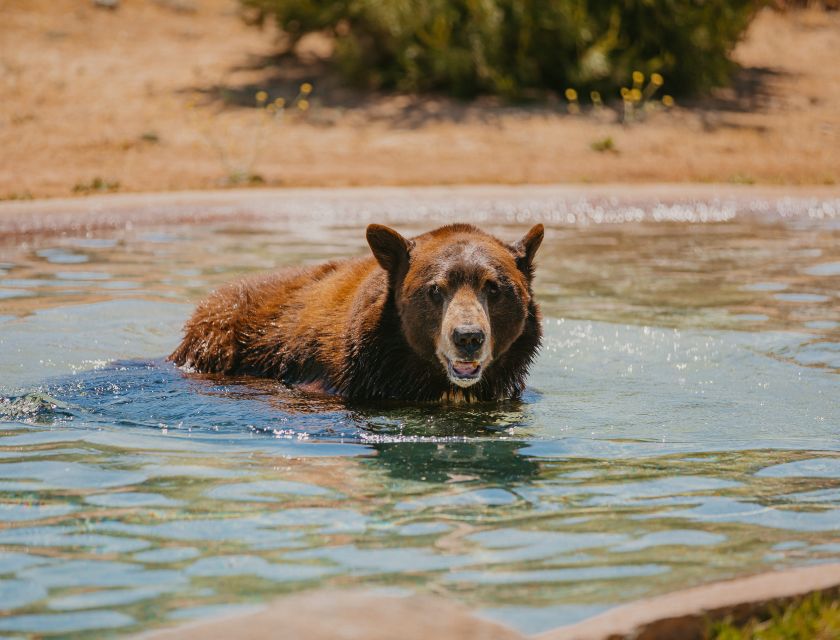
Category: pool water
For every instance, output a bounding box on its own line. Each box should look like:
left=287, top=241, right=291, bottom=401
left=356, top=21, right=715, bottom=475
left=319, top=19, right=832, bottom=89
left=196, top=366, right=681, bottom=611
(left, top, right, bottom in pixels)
left=0, top=197, right=838, bottom=637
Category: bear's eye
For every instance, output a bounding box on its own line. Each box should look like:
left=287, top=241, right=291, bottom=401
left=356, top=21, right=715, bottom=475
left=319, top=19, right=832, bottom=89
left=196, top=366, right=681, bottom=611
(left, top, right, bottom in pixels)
left=427, top=284, right=443, bottom=302
left=485, top=281, right=501, bottom=297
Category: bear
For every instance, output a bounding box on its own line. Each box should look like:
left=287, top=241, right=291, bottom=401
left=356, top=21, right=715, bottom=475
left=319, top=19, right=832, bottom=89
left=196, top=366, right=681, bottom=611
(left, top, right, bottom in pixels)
left=169, top=223, right=544, bottom=403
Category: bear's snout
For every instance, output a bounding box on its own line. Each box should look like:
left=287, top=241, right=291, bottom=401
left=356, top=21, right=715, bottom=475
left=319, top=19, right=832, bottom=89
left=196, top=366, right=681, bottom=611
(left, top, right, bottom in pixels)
left=452, top=326, right=485, bottom=358
left=436, top=285, right=493, bottom=388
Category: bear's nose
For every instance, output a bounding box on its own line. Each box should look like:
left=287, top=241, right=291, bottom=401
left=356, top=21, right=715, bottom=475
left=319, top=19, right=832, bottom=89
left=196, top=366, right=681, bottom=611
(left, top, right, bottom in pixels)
left=452, top=326, right=485, bottom=357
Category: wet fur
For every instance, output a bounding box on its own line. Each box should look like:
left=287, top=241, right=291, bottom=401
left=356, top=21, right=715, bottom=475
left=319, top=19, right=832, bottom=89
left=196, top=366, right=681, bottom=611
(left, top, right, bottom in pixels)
left=170, top=224, right=542, bottom=403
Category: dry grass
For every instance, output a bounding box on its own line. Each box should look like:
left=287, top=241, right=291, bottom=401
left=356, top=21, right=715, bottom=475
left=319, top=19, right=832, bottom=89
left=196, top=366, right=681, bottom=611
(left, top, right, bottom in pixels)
left=1, top=1, right=839, bottom=198
left=709, top=593, right=840, bottom=640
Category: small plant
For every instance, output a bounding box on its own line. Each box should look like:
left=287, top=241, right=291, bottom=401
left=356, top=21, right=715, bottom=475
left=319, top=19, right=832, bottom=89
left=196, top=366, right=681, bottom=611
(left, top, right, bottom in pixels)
left=189, top=83, right=313, bottom=186
left=620, top=71, right=672, bottom=123
left=72, top=177, right=120, bottom=194
left=152, top=0, right=197, bottom=13
left=590, top=136, right=616, bottom=153
left=1, top=190, right=34, bottom=201
left=226, top=171, right=266, bottom=186
left=563, top=71, right=674, bottom=127
left=708, top=592, right=840, bottom=639
left=93, top=0, right=120, bottom=10
left=564, top=88, right=580, bottom=115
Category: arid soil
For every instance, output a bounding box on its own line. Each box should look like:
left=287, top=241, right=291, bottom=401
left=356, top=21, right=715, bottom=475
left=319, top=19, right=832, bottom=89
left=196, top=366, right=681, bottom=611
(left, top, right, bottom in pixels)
left=2, top=0, right=839, bottom=199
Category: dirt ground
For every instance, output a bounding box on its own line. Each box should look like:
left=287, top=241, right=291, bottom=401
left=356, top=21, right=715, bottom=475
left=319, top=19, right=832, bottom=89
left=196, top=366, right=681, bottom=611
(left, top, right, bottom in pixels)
left=2, top=0, right=839, bottom=199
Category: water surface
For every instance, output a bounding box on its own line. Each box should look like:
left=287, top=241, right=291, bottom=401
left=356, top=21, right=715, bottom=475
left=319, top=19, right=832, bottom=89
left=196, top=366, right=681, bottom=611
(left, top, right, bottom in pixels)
left=1, top=199, right=838, bottom=637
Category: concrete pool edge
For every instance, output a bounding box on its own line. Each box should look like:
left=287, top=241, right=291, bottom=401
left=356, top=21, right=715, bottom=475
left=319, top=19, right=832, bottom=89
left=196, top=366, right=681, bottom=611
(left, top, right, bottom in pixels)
left=3, top=183, right=840, bottom=237
left=538, top=561, right=840, bottom=640
left=133, top=589, right=525, bottom=640
left=133, top=563, right=840, bottom=640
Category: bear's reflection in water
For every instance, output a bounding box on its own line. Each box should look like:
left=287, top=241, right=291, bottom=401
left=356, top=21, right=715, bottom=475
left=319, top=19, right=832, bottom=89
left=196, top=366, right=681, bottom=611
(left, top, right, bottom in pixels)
left=354, top=400, right=540, bottom=484
left=368, top=440, right=540, bottom=484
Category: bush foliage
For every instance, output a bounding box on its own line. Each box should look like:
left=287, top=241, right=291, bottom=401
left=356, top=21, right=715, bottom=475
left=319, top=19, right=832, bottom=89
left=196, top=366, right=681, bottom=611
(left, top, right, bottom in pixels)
left=241, top=0, right=761, bottom=98
left=710, top=593, right=840, bottom=640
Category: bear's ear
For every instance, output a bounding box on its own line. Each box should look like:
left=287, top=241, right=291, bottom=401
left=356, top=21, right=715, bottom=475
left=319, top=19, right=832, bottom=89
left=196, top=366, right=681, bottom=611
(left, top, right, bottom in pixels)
left=511, top=224, right=544, bottom=278
left=366, top=224, right=413, bottom=275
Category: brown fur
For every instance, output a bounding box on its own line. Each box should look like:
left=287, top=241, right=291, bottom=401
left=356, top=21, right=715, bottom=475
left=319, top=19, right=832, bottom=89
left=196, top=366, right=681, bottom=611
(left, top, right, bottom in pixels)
left=169, top=223, right=543, bottom=403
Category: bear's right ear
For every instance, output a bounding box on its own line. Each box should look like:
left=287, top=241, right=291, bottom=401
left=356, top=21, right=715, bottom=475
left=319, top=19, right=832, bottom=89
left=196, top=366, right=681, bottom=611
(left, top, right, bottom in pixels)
left=366, top=224, right=413, bottom=275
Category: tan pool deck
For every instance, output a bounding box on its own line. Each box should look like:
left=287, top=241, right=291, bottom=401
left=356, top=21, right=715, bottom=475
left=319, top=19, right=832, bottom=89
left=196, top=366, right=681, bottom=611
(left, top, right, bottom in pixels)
left=133, top=562, right=840, bottom=640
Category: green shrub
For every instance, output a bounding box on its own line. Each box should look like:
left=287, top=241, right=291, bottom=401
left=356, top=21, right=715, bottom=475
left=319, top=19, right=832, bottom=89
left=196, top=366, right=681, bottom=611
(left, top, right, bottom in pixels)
left=240, top=0, right=761, bottom=98
left=709, top=592, right=840, bottom=640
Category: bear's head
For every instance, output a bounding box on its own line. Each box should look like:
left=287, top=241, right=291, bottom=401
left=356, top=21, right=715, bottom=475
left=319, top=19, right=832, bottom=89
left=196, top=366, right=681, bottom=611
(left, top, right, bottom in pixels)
left=366, top=223, right=543, bottom=388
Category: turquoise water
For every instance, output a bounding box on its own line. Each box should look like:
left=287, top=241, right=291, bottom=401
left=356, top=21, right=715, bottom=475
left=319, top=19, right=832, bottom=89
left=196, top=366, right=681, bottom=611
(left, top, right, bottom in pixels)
left=0, top=205, right=838, bottom=637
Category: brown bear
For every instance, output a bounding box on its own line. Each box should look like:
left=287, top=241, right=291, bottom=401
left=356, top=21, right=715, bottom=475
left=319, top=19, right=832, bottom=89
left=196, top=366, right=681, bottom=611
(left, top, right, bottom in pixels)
left=169, top=223, right=544, bottom=403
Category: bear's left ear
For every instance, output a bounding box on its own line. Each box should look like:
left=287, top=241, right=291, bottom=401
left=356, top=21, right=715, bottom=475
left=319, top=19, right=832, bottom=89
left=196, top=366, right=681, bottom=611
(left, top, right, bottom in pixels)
left=511, top=224, right=544, bottom=278
left=366, top=224, right=413, bottom=276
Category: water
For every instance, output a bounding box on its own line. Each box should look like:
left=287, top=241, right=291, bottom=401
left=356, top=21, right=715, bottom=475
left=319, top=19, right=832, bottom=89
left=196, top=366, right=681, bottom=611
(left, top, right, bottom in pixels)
left=0, top=198, right=838, bottom=637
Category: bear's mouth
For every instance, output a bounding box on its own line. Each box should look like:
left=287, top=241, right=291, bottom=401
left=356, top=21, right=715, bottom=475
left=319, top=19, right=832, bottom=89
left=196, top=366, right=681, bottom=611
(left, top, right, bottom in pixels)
left=445, top=358, right=483, bottom=387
